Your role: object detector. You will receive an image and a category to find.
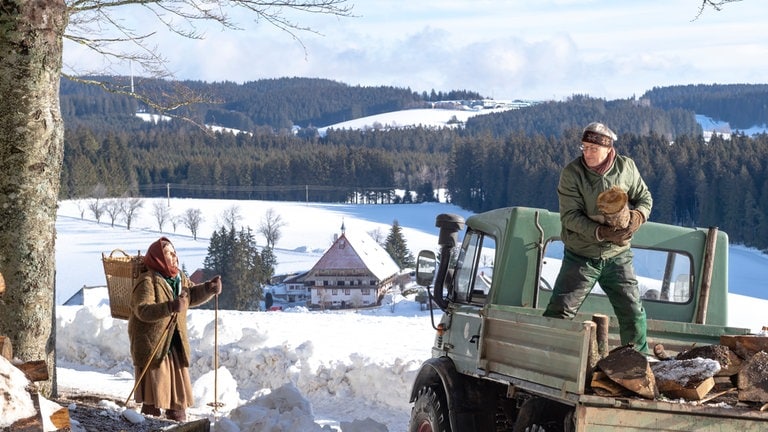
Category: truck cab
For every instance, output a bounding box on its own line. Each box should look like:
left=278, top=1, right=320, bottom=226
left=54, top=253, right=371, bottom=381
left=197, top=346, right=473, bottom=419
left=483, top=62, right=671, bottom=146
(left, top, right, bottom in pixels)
left=408, top=207, right=759, bottom=432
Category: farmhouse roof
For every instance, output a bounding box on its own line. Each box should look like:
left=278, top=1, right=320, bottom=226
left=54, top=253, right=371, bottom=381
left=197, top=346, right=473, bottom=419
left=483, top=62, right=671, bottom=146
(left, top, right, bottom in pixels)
left=308, top=230, right=399, bottom=281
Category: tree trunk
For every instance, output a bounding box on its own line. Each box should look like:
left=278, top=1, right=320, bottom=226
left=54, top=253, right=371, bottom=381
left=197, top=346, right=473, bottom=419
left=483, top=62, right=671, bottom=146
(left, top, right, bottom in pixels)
left=0, top=0, right=68, bottom=396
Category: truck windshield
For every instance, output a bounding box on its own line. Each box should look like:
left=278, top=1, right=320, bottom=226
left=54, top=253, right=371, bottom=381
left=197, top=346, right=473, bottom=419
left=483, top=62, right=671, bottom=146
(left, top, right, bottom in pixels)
left=453, top=230, right=496, bottom=305
left=540, top=240, right=692, bottom=303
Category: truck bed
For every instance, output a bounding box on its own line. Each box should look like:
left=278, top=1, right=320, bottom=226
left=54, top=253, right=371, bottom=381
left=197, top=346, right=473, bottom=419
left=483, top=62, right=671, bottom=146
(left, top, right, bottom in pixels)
left=476, top=304, right=768, bottom=430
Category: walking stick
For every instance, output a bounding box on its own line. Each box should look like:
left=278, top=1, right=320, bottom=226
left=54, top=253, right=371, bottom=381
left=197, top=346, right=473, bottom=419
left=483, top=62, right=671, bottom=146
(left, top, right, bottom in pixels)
left=126, top=313, right=178, bottom=405
left=207, top=293, right=224, bottom=415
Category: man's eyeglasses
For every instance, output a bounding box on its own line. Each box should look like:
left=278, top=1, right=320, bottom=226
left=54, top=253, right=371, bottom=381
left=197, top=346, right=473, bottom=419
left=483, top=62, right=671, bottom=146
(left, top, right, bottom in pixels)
left=580, top=145, right=604, bottom=154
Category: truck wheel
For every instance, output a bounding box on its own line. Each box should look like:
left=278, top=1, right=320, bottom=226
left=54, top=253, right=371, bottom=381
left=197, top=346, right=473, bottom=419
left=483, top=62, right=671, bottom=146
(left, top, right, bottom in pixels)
left=409, top=386, right=451, bottom=432
left=513, top=397, right=573, bottom=432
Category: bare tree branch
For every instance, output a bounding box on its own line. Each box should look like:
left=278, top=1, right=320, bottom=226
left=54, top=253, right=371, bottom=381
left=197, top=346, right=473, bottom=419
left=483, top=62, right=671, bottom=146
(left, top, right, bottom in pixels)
left=59, top=74, right=219, bottom=135
left=63, top=0, right=354, bottom=119
left=694, top=0, right=743, bottom=20
left=65, top=0, right=353, bottom=73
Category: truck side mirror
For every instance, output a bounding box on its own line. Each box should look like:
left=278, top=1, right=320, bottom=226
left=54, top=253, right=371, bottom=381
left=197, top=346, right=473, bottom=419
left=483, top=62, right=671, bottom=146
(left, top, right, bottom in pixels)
left=416, top=250, right=436, bottom=287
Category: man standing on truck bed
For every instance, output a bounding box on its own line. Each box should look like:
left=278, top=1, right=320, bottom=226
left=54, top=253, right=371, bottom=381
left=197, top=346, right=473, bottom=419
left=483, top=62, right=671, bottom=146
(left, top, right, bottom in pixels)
left=543, top=122, right=653, bottom=354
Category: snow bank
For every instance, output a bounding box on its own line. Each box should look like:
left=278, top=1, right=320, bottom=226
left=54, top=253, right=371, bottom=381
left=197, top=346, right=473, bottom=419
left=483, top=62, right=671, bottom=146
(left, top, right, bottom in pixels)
left=56, top=300, right=438, bottom=431
left=0, top=356, right=37, bottom=427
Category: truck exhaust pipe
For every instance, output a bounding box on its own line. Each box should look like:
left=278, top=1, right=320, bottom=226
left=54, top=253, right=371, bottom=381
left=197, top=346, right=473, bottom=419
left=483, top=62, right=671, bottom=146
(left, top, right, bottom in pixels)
left=432, top=214, right=465, bottom=310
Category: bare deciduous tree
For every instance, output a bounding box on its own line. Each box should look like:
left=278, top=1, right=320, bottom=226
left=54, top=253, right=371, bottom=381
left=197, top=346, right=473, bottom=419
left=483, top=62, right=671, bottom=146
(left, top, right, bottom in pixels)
left=152, top=201, right=171, bottom=231
left=258, top=208, right=287, bottom=249
left=88, top=199, right=105, bottom=223
left=119, top=196, right=144, bottom=230
left=317, top=288, right=332, bottom=310
left=182, top=208, right=204, bottom=240
left=368, top=227, right=385, bottom=245
left=87, top=184, right=108, bottom=222
left=103, top=199, right=121, bottom=227
left=218, top=205, right=242, bottom=230
left=75, top=199, right=87, bottom=219
left=0, top=0, right=350, bottom=395
left=350, top=290, right=364, bottom=309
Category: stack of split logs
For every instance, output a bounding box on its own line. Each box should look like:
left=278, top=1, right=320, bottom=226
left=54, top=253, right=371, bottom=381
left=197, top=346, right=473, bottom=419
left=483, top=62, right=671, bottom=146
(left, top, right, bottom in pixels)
left=0, top=335, right=71, bottom=431
left=1, top=270, right=69, bottom=430
left=588, top=313, right=768, bottom=410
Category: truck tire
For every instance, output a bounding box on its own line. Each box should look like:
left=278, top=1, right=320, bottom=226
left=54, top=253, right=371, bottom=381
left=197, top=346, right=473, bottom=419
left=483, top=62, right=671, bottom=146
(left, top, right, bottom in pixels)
left=513, top=397, right=573, bottom=432
left=409, top=386, right=451, bottom=432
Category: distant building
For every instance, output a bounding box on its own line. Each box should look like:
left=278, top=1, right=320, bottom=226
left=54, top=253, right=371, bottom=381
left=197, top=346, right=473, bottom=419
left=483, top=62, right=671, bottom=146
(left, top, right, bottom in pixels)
left=188, top=268, right=206, bottom=284
left=63, top=285, right=110, bottom=308
left=306, top=223, right=399, bottom=309
left=269, top=271, right=311, bottom=304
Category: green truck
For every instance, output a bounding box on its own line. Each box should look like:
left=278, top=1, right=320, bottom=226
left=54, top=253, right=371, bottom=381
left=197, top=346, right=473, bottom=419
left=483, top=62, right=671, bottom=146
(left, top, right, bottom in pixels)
left=408, top=206, right=768, bottom=432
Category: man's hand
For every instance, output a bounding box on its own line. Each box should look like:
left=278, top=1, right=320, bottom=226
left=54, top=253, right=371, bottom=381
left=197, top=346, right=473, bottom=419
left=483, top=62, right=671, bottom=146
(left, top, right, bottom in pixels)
left=205, top=275, right=222, bottom=295
left=168, top=292, right=189, bottom=314
left=597, top=225, right=631, bottom=245
left=603, top=205, right=630, bottom=229
left=627, top=210, right=645, bottom=234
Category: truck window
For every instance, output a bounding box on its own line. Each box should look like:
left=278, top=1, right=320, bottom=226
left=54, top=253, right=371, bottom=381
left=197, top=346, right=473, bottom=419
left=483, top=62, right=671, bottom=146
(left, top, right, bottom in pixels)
left=540, top=240, right=692, bottom=304
left=452, top=230, right=495, bottom=305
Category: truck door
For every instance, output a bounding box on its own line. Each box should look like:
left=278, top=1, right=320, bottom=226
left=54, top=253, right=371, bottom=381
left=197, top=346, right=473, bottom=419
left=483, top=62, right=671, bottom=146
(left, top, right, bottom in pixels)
left=446, top=230, right=496, bottom=372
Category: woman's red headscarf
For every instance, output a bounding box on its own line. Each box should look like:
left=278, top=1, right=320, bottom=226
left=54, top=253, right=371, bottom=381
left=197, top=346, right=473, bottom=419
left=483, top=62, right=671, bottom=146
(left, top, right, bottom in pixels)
left=144, top=237, right=180, bottom=278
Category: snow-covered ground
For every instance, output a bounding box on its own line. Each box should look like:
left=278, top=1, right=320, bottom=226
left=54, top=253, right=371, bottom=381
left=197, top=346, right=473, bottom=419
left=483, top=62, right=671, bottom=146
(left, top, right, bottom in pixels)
left=695, top=114, right=768, bottom=141
left=55, top=297, right=435, bottom=431
left=316, top=105, right=519, bottom=136
left=2, top=198, right=768, bottom=431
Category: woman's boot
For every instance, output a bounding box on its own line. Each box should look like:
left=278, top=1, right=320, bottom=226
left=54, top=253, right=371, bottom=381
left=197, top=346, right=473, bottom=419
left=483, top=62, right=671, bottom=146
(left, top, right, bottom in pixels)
left=140, top=404, right=161, bottom=416
left=165, top=409, right=187, bottom=422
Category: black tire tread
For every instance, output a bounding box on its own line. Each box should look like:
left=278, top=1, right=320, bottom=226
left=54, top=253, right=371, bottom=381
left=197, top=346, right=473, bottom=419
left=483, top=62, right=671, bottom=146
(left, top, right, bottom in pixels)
left=408, top=386, right=451, bottom=432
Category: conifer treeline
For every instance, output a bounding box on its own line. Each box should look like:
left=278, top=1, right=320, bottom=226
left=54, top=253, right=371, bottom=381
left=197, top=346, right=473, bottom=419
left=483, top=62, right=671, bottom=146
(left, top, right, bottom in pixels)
left=446, top=130, right=768, bottom=251
left=60, top=121, right=451, bottom=203
left=464, top=94, right=702, bottom=139
left=643, top=84, right=768, bottom=129
left=61, top=76, right=483, bottom=132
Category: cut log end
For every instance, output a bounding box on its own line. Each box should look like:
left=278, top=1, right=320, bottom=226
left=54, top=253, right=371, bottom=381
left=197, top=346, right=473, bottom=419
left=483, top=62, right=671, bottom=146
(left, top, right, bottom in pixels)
left=596, top=345, right=658, bottom=399
left=738, top=351, right=768, bottom=403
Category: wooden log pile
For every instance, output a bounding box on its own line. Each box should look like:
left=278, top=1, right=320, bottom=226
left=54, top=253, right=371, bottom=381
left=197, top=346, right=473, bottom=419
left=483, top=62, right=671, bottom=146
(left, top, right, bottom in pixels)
left=589, top=329, right=768, bottom=409
left=0, top=336, right=70, bottom=431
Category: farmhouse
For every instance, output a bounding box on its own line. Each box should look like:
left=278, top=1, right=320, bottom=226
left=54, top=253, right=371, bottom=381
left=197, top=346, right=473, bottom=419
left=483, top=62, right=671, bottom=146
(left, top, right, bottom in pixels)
left=268, top=271, right=311, bottom=304
left=306, top=223, right=399, bottom=309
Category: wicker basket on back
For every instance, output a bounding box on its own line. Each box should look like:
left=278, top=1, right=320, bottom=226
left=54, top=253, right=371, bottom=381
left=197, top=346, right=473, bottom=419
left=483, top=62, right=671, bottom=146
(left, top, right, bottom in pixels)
left=101, top=249, right=145, bottom=320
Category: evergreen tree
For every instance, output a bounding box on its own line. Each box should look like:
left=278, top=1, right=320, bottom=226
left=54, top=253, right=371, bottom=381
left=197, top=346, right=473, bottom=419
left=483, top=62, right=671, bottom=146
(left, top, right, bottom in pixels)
left=203, top=226, right=272, bottom=310
left=384, top=219, right=415, bottom=270
left=231, top=228, right=264, bottom=311
left=415, top=181, right=437, bottom=203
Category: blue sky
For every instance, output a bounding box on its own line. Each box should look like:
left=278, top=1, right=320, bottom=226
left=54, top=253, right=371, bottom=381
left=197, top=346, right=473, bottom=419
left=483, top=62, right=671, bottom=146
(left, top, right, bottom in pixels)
left=63, top=0, right=766, bottom=100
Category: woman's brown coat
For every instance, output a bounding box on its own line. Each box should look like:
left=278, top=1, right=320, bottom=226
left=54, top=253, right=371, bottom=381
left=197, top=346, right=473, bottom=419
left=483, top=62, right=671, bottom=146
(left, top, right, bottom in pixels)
left=128, top=271, right=214, bottom=370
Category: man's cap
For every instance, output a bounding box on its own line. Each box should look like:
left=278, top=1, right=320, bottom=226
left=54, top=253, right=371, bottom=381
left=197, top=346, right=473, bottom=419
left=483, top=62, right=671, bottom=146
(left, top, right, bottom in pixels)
left=582, top=122, right=617, bottom=147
